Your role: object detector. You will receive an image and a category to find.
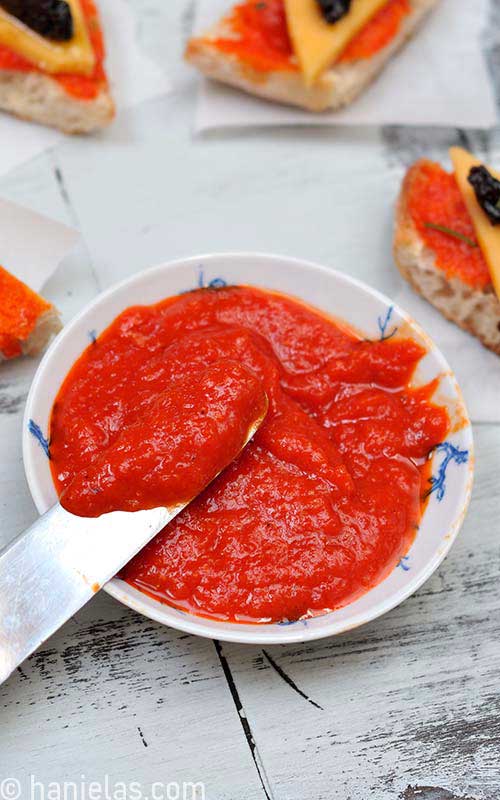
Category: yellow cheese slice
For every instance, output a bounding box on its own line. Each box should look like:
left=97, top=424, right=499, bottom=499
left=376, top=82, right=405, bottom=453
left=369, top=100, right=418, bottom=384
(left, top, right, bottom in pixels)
left=0, top=0, right=95, bottom=76
left=450, top=146, right=500, bottom=300
left=284, top=0, right=390, bottom=85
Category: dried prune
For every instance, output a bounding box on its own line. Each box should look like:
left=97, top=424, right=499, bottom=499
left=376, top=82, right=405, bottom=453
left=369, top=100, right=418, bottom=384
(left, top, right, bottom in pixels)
left=0, top=0, right=73, bottom=41
left=468, top=165, right=500, bottom=226
left=316, top=0, right=352, bottom=24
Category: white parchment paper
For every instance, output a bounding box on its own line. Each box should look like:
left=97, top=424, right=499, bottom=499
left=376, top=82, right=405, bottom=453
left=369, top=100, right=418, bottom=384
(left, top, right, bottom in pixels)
left=0, top=0, right=171, bottom=178
left=0, top=198, right=79, bottom=290
left=194, top=0, right=497, bottom=131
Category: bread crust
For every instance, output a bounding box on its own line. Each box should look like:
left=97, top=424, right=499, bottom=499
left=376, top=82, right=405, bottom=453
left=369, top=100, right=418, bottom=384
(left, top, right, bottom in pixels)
left=0, top=69, right=114, bottom=133
left=394, top=164, right=500, bottom=356
left=186, top=0, right=439, bottom=112
left=0, top=306, right=62, bottom=362
left=23, top=307, right=62, bottom=356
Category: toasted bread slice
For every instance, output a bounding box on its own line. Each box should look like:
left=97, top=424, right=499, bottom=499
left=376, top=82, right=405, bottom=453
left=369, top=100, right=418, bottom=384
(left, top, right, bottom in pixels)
left=0, top=266, right=62, bottom=361
left=186, top=0, right=439, bottom=112
left=0, top=69, right=114, bottom=133
left=0, top=0, right=114, bottom=133
left=394, top=165, right=500, bottom=356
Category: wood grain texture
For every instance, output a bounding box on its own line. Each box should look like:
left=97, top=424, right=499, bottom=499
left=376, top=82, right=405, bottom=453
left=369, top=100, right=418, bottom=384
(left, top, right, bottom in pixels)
left=0, top=594, right=266, bottom=799
left=0, top=1, right=499, bottom=798
left=217, top=425, right=500, bottom=800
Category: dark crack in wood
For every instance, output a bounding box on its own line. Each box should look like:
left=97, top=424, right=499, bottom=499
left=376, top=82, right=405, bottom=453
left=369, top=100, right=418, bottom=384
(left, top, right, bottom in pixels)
left=213, top=640, right=273, bottom=800
left=137, top=726, right=149, bottom=748
left=262, top=649, right=323, bottom=711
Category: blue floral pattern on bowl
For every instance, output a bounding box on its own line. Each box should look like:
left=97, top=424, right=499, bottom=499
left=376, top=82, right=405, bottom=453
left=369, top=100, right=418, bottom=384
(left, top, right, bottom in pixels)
left=377, top=305, right=398, bottom=341
left=28, top=420, right=50, bottom=459
left=426, top=442, right=469, bottom=502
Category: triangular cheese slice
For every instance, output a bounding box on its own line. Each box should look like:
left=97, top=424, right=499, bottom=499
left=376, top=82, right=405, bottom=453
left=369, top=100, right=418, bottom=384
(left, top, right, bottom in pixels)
left=284, top=0, right=389, bottom=85
left=0, top=0, right=114, bottom=133
left=0, top=0, right=94, bottom=75
left=450, top=147, right=500, bottom=301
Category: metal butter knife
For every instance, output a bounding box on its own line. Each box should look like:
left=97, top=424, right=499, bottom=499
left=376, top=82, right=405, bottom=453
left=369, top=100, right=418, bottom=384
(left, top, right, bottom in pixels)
left=0, top=411, right=265, bottom=686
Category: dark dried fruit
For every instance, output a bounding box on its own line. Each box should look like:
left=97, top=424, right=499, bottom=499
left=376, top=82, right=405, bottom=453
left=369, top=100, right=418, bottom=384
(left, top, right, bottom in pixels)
left=0, top=0, right=73, bottom=41
left=316, top=0, right=352, bottom=24
left=468, top=165, right=500, bottom=226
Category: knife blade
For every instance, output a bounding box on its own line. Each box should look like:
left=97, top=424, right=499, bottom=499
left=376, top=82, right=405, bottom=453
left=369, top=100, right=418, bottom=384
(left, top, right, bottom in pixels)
left=0, top=406, right=265, bottom=685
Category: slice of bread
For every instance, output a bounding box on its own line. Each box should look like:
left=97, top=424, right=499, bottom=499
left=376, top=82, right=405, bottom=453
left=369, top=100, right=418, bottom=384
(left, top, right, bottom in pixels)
left=0, top=68, right=114, bottom=134
left=394, top=165, right=500, bottom=356
left=0, top=266, right=62, bottom=361
left=17, top=304, right=62, bottom=357
left=186, top=0, right=439, bottom=112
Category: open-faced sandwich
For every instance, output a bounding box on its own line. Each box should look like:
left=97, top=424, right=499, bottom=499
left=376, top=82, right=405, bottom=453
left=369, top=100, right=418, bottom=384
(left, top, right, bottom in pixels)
left=394, top=147, right=500, bottom=356
left=186, top=0, right=439, bottom=112
left=0, top=0, right=114, bottom=133
left=0, top=266, right=61, bottom=360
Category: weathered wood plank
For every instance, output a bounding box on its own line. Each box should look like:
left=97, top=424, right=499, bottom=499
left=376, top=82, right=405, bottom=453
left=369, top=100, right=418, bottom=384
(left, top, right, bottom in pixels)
left=220, top=424, right=500, bottom=800
left=0, top=592, right=267, bottom=800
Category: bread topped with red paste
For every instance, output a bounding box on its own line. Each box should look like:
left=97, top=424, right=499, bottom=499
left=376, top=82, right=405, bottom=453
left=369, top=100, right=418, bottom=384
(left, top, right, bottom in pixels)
left=0, top=0, right=114, bottom=133
left=0, top=266, right=61, bottom=360
left=186, top=0, right=439, bottom=112
left=394, top=147, right=500, bottom=355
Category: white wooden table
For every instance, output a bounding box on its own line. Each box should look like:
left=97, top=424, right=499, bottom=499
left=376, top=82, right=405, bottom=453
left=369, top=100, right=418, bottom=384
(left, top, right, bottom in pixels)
left=1, top=3, right=500, bottom=798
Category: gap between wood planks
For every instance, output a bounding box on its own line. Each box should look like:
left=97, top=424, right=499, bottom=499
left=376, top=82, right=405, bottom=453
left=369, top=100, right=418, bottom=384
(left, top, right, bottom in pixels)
left=261, top=649, right=323, bottom=711
left=380, top=125, right=495, bottom=170
left=213, top=640, right=275, bottom=800
left=137, top=725, right=149, bottom=748
left=50, top=150, right=103, bottom=295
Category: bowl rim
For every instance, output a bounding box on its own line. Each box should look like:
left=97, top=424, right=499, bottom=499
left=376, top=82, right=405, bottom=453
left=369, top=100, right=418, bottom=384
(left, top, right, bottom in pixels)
left=23, top=251, right=475, bottom=644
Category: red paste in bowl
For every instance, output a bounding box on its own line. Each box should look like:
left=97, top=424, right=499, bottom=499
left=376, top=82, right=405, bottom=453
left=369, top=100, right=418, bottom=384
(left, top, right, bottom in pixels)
left=50, top=286, right=449, bottom=623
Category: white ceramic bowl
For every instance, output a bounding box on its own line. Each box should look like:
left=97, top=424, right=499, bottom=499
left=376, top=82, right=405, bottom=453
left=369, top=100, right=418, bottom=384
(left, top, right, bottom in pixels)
left=23, top=253, right=474, bottom=644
